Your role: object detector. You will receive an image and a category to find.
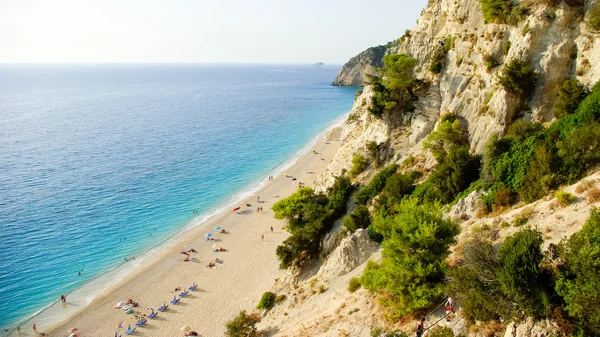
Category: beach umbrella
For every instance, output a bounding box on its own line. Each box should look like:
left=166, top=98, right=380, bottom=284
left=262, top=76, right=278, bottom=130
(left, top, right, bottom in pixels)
left=68, top=327, right=78, bottom=333
left=114, top=301, right=126, bottom=308
left=215, top=226, right=221, bottom=230
left=205, top=233, right=212, bottom=237
left=181, top=326, right=191, bottom=331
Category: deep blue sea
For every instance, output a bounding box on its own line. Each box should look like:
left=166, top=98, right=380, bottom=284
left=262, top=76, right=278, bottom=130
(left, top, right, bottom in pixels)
left=0, top=64, right=356, bottom=331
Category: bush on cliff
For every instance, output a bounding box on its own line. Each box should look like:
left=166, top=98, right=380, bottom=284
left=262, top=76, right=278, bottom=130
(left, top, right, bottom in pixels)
left=479, top=0, right=513, bottom=23
left=348, top=154, right=367, bottom=178
left=556, top=209, right=600, bottom=336
left=554, top=79, right=588, bottom=119
left=225, top=311, right=261, bottom=337
left=362, top=199, right=460, bottom=318
left=273, top=176, right=352, bottom=269
left=499, top=59, right=537, bottom=98
left=355, top=164, right=398, bottom=205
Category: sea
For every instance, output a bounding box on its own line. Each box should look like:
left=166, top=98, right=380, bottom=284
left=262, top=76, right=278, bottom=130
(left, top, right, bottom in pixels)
left=0, top=63, right=356, bottom=333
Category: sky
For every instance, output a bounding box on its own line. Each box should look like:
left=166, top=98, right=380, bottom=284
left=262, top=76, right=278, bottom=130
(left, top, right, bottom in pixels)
left=0, top=0, right=427, bottom=64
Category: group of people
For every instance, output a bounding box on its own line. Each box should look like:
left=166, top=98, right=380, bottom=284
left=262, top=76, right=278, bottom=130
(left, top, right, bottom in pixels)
left=207, top=258, right=223, bottom=268
left=256, top=206, right=264, bottom=213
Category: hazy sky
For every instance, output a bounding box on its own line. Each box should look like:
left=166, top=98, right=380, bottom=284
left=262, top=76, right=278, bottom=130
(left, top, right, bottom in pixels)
left=0, top=0, right=427, bottom=64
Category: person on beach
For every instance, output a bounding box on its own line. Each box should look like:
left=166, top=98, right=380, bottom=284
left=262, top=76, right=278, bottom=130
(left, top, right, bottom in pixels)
left=270, top=226, right=273, bottom=232
left=60, top=294, right=67, bottom=303
left=262, top=235, right=264, bottom=241
left=32, top=324, right=37, bottom=334
left=257, top=195, right=260, bottom=203
left=415, top=317, right=425, bottom=337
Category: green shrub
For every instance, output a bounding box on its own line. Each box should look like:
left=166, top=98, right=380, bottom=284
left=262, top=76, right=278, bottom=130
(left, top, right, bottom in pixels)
left=362, top=199, right=460, bottom=317
left=343, top=205, right=371, bottom=232
left=479, top=0, right=512, bottom=23
left=348, top=154, right=367, bottom=178
left=225, top=310, right=261, bottom=337
left=367, top=225, right=384, bottom=242
left=273, top=181, right=351, bottom=269
left=401, top=154, right=416, bottom=169
left=502, top=40, right=512, bottom=56
left=556, top=209, right=600, bottom=336
left=554, top=79, right=588, bottom=119
left=586, top=3, right=600, bottom=31
left=555, top=191, right=576, bottom=206
left=424, top=114, right=466, bottom=162
left=507, top=5, right=528, bottom=26
left=257, top=292, right=276, bottom=311
left=544, top=9, right=557, bottom=20
left=426, top=146, right=481, bottom=204
left=381, top=171, right=418, bottom=207
left=556, top=122, right=600, bottom=181
left=484, top=54, right=499, bottom=71
left=444, top=36, right=455, bottom=53
left=492, top=184, right=513, bottom=211
left=513, top=216, right=528, bottom=227
left=497, top=227, right=548, bottom=316
left=355, top=164, right=398, bottom=205
left=499, top=59, right=537, bottom=98
left=327, top=176, right=353, bottom=217
left=366, top=141, right=383, bottom=167
left=382, top=54, right=417, bottom=93
left=368, top=77, right=393, bottom=117
left=348, top=277, right=362, bottom=292
left=449, top=238, right=504, bottom=321
left=370, top=328, right=408, bottom=337
left=429, top=61, right=443, bottom=74
left=428, top=326, right=455, bottom=337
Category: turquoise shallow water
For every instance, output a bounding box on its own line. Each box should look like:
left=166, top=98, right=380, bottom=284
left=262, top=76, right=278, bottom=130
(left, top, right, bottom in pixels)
left=0, top=64, right=356, bottom=331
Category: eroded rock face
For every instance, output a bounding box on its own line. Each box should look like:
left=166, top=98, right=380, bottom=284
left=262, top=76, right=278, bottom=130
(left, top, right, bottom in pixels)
left=318, top=229, right=379, bottom=278
left=449, top=190, right=486, bottom=222
left=332, top=45, right=389, bottom=86
left=333, top=0, right=596, bottom=154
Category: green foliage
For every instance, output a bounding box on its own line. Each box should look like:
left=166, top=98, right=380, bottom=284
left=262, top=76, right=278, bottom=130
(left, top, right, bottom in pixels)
left=499, top=59, right=537, bottom=98
left=342, top=205, right=371, bottom=233
left=444, top=36, right=455, bottom=53
left=493, top=184, right=513, bottom=211
left=225, top=310, right=261, bottom=337
left=355, top=164, right=398, bottom=205
left=507, top=5, right=528, bottom=26
left=327, top=176, right=353, bottom=218
left=479, top=0, right=512, bottom=23
left=348, top=277, right=362, bottom=292
left=366, top=141, right=383, bottom=167
left=429, top=61, right=443, bottom=74
left=382, top=54, right=417, bottom=92
left=484, top=54, right=499, bottom=71
left=348, top=154, right=367, bottom=179
left=367, top=77, right=393, bottom=117
left=556, top=122, right=600, bottom=181
left=428, top=326, right=455, bottom=337
left=555, top=190, right=576, bottom=206
left=554, top=79, right=588, bottom=119
left=275, top=294, right=286, bottom=303
left=426, top=146, right=481, bottom=204
left=354, top=90, right=363, bottom=99
left=362, top=199, right=460, bottom=317
left=424, top=114, right=466, bottom=162
left=502, top=40, right=511, bottom=56
left=367, top=225, right=384, bottom=243
left=489, top=121, right=545, bottom=192
left=544, top=9, right=557, bottom=20
left=380, top=171, right=419, bottom=208
left=273, top=178, right=352, bottom=269
left=451, top=228, right=555, bottom=321
left=371, top=328, right=408, bottom=337
left=256, top=292, right=276, bottom=311
left=497, top=228, right=548, bottom=316
left=556, top=209, right=600, bottom=335
left=586, top=3, right=600, bottom=32
left=449, top=238, right=504, bottom=321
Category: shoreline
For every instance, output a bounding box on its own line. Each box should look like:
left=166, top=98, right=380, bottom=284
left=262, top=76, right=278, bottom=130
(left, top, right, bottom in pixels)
left=5, top=113, right=348, bottom=337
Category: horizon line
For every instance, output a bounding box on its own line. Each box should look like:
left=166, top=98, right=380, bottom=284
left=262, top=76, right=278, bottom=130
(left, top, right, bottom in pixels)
left=0, top=61, right=343, bottom=65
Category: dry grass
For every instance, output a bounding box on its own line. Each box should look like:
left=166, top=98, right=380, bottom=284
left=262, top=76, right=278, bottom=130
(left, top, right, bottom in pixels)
left=575, top=180, right=594, bottom=193
left=588, top=187, right=600, bottom=203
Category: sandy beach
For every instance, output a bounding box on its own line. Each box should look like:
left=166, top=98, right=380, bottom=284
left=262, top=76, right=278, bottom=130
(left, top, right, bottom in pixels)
left=20, top=122, right=344, bottom=337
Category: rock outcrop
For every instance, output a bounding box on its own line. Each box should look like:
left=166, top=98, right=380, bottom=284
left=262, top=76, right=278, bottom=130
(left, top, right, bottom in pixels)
left=318, top=229, right=379, bottom=278
left=331, top=44, right=389, bottom=86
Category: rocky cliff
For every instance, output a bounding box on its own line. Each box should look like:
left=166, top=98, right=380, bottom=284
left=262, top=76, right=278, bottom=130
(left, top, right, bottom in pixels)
left=331, top=44, right=391, bottom=86
left=255, top=0, right=600, bottom=336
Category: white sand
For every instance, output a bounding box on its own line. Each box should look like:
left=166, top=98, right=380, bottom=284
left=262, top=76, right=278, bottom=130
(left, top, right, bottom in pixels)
left=31, top=127, right=343, bottom=337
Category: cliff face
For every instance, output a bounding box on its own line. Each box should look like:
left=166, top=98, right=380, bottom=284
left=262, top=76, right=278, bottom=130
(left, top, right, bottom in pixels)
left=258, top=1, right=600, bottom=336
left=331, top=45, right=389, bottom=86
left=333, top=0, right=600, bottom=153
